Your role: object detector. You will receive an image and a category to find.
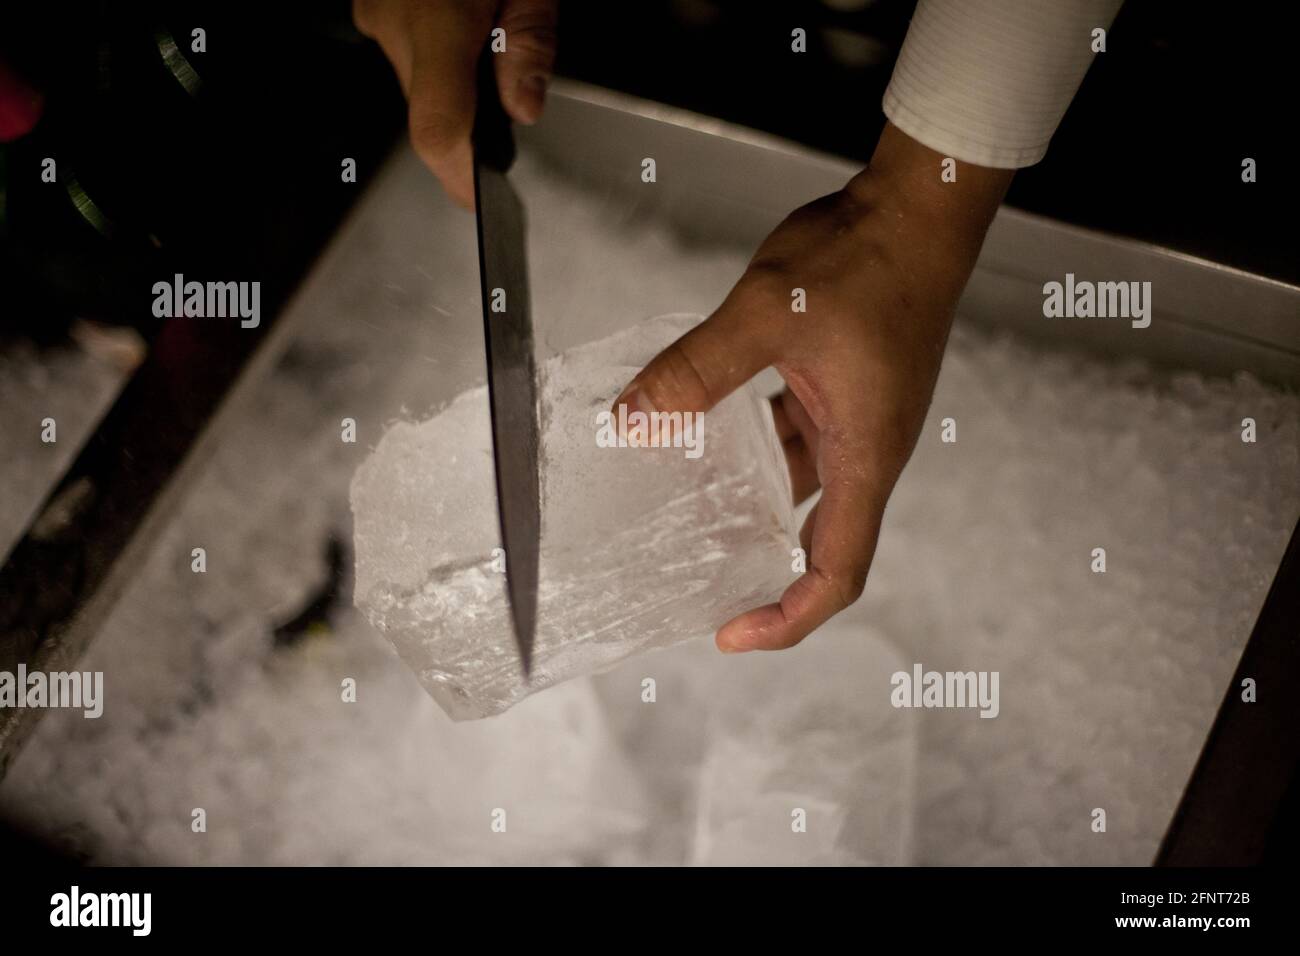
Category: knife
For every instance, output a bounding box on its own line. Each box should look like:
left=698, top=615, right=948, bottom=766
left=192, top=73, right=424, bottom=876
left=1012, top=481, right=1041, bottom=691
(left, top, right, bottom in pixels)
left=472, top=47, right=541, bottom=677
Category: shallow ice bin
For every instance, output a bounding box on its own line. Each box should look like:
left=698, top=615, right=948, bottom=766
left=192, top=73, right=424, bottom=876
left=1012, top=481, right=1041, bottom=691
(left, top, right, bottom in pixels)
left=350, top=313, right=800, bottom=719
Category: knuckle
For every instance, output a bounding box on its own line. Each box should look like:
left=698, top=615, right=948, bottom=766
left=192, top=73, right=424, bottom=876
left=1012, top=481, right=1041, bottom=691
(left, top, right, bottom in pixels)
left=816, top=561, right=866, bottom=610
left=498, top=12, right=559, bottom=50
left=409, top=109, right=464, bottom=160
left=501, top=33, right=557, bottom=68
left=641, top=342, right=712, bottom=412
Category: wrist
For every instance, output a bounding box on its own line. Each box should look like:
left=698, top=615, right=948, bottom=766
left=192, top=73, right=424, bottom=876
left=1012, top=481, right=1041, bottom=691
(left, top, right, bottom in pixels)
left=847, top=121, right=1013, bottom=265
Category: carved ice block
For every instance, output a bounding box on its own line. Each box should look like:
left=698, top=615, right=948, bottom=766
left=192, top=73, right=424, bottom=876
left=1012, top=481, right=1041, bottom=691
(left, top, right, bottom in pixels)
left=351, top=314, right=798, bottom=719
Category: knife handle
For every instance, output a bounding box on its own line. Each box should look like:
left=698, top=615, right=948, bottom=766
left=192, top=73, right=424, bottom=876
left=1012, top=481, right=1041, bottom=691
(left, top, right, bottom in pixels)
left=472, top=45, right=516, bottom=174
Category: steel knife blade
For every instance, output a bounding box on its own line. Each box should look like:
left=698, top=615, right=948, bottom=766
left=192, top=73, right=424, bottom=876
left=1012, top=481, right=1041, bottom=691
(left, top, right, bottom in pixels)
left=472, top=49, right=540, bottom=677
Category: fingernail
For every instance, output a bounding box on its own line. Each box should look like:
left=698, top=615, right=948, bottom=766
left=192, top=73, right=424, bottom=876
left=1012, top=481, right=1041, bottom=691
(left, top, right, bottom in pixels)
left=614, top=385, right=658, bottom=447
left=513, top=74, right=548, bottom=124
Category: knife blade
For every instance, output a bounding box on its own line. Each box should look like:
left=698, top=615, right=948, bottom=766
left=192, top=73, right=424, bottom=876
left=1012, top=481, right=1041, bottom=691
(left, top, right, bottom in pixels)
left=472, top=48, right=541, bottom=677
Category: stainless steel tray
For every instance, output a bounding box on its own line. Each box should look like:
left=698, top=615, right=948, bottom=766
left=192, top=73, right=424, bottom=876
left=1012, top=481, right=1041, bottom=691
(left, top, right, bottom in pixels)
left=1, top=82, right=1295, bottom=865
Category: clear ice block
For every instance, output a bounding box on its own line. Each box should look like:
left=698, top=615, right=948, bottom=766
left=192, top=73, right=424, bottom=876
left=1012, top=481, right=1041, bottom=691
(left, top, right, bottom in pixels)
left=350, top=313, right=798, bottom=719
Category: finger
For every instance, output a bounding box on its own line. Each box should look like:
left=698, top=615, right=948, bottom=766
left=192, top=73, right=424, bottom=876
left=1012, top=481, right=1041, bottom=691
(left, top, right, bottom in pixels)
left=779, top=388, right=819, bottom=457
left=716, top=473, right=882, bottom=652
left=493, top=0, right=558, bottom=125
left=770, top=394, right=797, bottom=442
left=772, top=391, right=820, bottom=503
left=783, top=435, right=820, bottom=505
left=613, top=288, right=785, bottom=427
left=406, top=2, right=495, bottom=208
left=798, top=501, right=817, bottom=553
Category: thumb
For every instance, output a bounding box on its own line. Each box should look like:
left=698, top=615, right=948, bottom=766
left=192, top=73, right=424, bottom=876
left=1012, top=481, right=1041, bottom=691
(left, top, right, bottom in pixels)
left=493, top=0, right=559, bottom=125
left=613, top=292, right=783, bottom=423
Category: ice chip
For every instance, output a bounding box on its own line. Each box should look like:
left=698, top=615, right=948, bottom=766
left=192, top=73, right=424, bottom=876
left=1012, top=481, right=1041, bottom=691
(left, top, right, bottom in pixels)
left=350, top=313, right=798, bottom=719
